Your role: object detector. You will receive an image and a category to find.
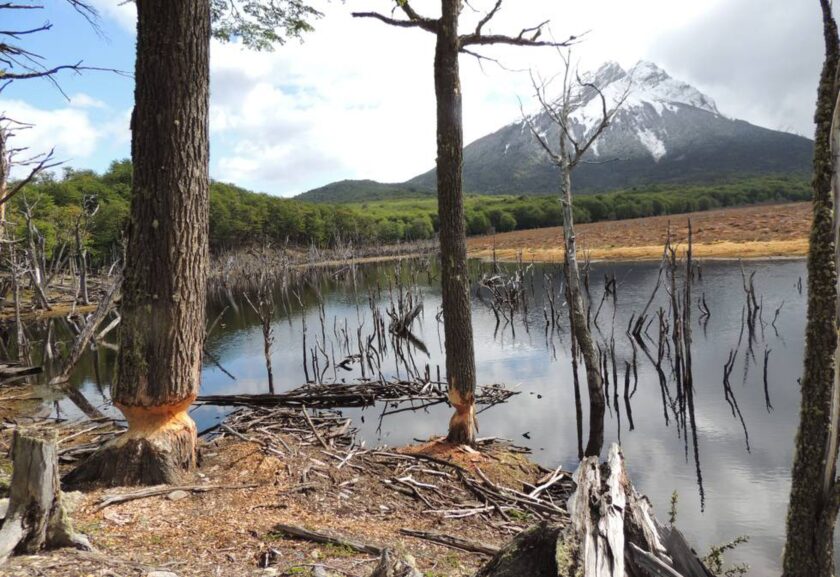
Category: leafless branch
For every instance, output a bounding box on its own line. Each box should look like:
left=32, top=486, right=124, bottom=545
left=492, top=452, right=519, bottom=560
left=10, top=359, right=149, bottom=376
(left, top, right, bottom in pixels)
left=474, top=0, right=502, bottom=36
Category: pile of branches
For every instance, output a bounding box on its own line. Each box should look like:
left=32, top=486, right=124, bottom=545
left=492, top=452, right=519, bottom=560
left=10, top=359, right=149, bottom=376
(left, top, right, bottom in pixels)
left=214, top=405, right=574, bottom=538
left=196, top=378, right=519, bottom=410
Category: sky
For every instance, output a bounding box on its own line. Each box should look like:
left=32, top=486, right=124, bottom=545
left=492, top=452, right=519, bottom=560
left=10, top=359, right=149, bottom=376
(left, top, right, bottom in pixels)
left=0, top=0, right=827, bottom=197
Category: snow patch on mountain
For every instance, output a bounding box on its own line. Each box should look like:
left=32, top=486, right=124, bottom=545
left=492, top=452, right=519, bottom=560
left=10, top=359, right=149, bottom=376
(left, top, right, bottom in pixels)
left=637, top=128, right=667, bottom=161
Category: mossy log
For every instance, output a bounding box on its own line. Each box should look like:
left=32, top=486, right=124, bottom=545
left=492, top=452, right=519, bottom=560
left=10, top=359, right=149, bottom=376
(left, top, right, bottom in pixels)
left=0, top=428, right=92, bottom=565
left=475, top=444, right=713, bottom=577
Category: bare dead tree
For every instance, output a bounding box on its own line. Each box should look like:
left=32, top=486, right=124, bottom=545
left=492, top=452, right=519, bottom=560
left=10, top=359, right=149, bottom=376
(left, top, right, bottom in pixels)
left=243, top=249, right=277, bottom=394
left=353, top=0, right=575, bottom=446
left=522, top=49, right=629, bottom=457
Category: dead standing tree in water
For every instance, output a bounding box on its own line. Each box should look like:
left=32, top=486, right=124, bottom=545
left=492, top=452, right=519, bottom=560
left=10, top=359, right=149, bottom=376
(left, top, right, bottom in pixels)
left=243, top=249, right=277, bottom=394
left=783, top=1, right=840, bottom=575
left=523, top=50, right=628, bottom=456
left=353, top=0, right=574, bottom=445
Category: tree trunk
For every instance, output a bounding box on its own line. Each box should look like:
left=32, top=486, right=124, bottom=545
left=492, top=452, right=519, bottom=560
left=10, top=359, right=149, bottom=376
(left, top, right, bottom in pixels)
left=560, top=161, right=605, bottom=457
left=65, top=0, right=210, bottom=487
left=0, top=428, right=92, bottom=565
left=783, top=2, right=840, bottom=575
left=435, top=0, right=477, bottom=446
left=476, top=444, right=713, bottom=577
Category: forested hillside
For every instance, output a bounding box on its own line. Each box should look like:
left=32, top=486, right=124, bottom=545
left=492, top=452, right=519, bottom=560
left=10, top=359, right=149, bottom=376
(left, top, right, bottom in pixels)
left=14, top=160, right=809, bottom=262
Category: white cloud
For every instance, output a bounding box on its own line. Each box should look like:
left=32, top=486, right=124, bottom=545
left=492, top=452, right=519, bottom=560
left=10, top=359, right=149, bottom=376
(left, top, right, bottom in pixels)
left=68, top=92, right=108, bottom=110
left=89, top=0, right=136, bottom=32
left=1, top=100, right=100, bottom=157
left=0, top=99, right=129, bottom=175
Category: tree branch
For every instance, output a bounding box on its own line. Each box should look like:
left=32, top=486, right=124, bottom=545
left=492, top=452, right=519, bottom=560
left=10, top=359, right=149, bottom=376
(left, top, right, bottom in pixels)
left=352, top=1, right=438, bottom=34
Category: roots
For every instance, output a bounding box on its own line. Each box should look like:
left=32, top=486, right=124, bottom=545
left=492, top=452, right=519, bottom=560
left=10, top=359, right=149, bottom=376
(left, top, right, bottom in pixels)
left=446, top=388, right=477, bottom=446
left=64, top=399, right=197, bottom=487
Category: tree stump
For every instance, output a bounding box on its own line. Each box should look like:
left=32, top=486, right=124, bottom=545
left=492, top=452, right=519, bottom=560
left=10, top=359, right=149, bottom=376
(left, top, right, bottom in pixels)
left=0, top=427, right=92, bottom=565
left=475, top=444, right=714, bottom=577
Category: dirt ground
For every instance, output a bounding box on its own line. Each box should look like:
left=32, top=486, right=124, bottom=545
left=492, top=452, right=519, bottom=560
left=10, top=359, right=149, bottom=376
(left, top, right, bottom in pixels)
left=467, top=201, right=811, bottom=262
left=0, top=416, right=561, bottom=577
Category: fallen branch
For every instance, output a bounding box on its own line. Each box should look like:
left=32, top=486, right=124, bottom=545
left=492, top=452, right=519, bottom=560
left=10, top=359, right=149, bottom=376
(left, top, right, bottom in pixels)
left=399, top=528, right=499, bottom=556
left=271, top=523, right=383, bottom=556
left=93, top=483, right=259, bottom=511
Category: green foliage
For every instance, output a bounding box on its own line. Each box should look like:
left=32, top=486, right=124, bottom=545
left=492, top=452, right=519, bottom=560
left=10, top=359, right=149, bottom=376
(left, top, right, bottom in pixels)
left=668, top=490, right=678, bottom=525
left=704, top=536, right=750, bottom=577
left=15, top=166, right=809, bottom=262
left=210, top=0, right=322, bottom=51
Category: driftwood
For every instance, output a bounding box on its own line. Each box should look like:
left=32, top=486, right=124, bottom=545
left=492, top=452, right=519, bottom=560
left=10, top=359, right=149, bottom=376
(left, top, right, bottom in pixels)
left=271, top=523, right=383, bottom=555
left=0, top=427, right=92, bottom=565
left=50, top=273, right=121, bottom=386
left=197, top=379, right=517, bottom=409
left=476, top=444, right=713, bottom=577
left=399, top=528, right=498, bottom=556
left=0, top=362, right=42, bottom=384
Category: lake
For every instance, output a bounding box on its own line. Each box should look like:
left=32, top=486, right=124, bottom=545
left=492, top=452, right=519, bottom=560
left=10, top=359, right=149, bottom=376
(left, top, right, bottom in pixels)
left=33, top=255, right=809, bottom=574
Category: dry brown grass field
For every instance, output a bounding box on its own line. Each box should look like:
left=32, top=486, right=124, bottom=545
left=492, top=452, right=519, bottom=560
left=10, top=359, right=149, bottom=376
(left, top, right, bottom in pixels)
left=467, top=201, right=811, bottom=261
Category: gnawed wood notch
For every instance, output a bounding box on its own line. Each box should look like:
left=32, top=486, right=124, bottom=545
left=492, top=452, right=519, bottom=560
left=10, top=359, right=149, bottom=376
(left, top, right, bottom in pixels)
left=476, top=444, right=713, bottom=577
left=0, top=427, right=92, bottom=565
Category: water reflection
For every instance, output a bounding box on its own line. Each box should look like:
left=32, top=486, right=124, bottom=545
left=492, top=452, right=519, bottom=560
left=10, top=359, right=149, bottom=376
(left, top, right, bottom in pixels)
left=13, top=256, right=811, bottom=574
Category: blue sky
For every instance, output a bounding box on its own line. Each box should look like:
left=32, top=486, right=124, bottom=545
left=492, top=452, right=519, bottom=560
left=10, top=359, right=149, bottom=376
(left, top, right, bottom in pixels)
left=0, top=0, right=827, bottom=197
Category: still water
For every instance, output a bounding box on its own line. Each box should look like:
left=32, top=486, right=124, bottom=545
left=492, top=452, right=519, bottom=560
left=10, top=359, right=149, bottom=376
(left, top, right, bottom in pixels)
left=45, top=256, right=809, bottom=574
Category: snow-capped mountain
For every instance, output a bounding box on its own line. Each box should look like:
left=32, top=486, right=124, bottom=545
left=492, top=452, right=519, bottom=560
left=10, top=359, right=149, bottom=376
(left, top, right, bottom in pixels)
left=407, top=60, right=812, bottom=195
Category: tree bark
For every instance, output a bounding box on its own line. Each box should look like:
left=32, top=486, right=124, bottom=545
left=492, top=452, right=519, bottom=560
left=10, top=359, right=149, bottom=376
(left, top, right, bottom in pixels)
left=561, top=160, right=605, bottom=457
left=435, top=0, right=477, bottom=446
left=65, top=0, right=210, bottom=487
left=476, top=444, right=712, bottom=577
left=783, top=2, right=840, bottom=575
left=0, top=428, right=92, bottom=565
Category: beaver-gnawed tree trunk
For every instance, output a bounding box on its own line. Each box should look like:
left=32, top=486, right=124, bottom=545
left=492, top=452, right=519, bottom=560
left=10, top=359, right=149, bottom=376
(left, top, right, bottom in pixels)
left=64, top=0, right=210, bottom=487
left=783, top=1, right=840, bottom=575
left=434, top=0, right=477, bottom=445
left=353, top=1, right=570, bottom=446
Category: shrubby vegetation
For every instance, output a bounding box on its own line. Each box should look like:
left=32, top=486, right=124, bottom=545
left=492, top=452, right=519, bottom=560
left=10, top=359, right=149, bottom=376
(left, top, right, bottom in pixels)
left=12, top=161, right=809, bottom=263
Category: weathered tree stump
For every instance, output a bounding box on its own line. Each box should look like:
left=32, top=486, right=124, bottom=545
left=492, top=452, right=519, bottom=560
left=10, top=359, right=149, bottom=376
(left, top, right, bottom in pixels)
left=475, top=444, right=714, bottom=577
left=0, top=427, right=92, bottom=565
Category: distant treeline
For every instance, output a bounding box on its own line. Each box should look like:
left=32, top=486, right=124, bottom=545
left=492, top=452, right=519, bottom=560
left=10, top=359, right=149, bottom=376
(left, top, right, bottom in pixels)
left=14, top=161, right=809, bottom=262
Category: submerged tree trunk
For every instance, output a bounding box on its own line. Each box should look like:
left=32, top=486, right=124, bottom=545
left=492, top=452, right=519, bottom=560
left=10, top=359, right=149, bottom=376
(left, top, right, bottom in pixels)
left=783, top=2, right=840, bottom=575
left=65, top=0, right=210, bottom=487
left=435, top=0, right=477, bottom=446
left=561, top=161, right=605, bottom=457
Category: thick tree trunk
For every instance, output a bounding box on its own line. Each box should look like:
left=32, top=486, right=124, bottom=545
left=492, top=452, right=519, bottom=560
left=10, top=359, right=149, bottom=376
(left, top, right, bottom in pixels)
left=561, top=162, right=605, bottom=457
left=435, top=0, right=477, bottom=446
left=0, top=428, right=92, bottom=565
left=783, top=2, right=840, bottom=575
left=65, top=0, right=210, bottom=487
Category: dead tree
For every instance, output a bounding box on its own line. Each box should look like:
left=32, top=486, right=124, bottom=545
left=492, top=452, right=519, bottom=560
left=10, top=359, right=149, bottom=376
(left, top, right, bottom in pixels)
left=353, top=0, right=574, bottom=445
left=74, top=195, right=100, bottom=306
left=0, top=428, right=92, bottom=565
left=523, top=50, right=628, bottom=456
left=476, top=444, right=713, bottom=577
left=783, top=1, right=840, bottom=575
left=243, top=257, right=277, bottom=394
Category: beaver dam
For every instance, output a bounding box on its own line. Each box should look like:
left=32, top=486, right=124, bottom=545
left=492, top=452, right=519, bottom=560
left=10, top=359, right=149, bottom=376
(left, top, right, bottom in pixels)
left=0, top=247, right=813, bottom=574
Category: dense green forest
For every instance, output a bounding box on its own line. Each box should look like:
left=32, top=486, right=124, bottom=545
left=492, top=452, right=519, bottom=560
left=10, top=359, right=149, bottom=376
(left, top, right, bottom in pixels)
left=13, top=160, right=809, bottom=264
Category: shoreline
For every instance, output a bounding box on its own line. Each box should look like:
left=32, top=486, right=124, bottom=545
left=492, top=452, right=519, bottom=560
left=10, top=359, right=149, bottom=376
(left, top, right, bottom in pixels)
left=469, top=239, right=808, bottom=263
